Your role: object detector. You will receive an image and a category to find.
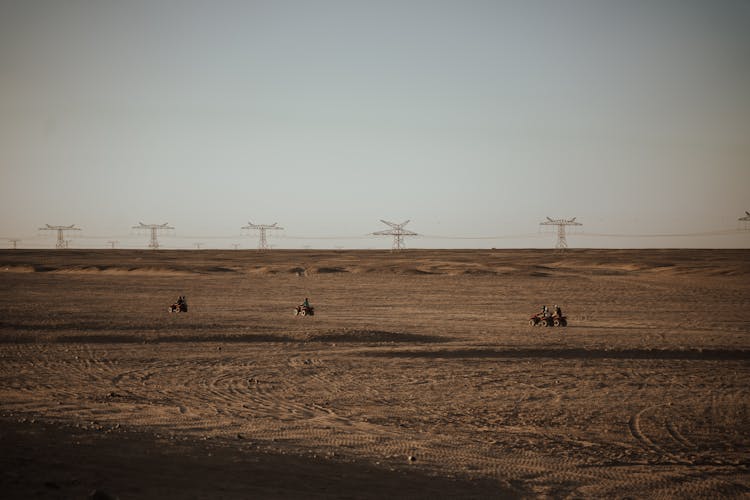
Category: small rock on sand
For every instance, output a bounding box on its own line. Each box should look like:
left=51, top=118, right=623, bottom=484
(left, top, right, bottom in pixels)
left=89, top=489, right=116, bottom=500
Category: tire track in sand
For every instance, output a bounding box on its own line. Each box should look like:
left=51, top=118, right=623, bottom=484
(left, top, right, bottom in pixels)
left=629, top=405, right=665, bottom=453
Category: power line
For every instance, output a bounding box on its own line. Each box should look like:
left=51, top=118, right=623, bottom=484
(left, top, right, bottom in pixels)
left=166, top=234, right=244, bottom=240
left=15, top=218, right=747, bottom=250
left=420, top=233, right=542, bottom=240
left=579, top=228, right=742, bottom=238
left=280, top=235, right=372, bottom=240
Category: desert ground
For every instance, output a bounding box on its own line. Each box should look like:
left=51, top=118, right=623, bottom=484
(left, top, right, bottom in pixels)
left=1, top=249, right=748, bottom=498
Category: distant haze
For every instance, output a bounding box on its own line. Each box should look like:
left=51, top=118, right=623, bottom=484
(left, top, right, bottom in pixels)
left=1, top=1, right=748, bottom=249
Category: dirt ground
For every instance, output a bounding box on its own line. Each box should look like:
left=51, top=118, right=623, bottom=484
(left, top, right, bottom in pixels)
left=1, top=249, right=748, bottom=498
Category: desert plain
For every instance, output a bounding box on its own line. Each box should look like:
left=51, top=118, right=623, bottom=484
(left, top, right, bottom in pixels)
left=0, top=248, right=748, bottom=498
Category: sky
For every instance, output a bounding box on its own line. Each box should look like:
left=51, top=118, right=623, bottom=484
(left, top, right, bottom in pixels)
left=1, top=0, right=748, bottom=249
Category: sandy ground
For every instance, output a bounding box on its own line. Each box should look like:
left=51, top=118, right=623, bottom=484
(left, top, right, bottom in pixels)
left=1, top=249, right=748, bottom=498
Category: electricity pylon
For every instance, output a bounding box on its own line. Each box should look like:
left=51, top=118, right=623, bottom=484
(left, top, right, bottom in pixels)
left=107, top=240, right=119, bottom=249
left=39, top=224, right=81, bottom=249
left=132, top=222, right=174, bottom=249
left=242, top=222, right=283, bottom=250
left=373, top=220, right=418, bottom=251
left=539, top=217, right=582, bottom=251
left=8, top=239, right=20, bottom=249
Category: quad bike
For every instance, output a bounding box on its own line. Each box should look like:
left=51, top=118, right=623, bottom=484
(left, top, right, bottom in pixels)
left=528, top=313, right=550, bottom=327
left=529, top=313, right=567, bottom=327
left=294, top=304, right=315, bottom=317
left=169, top=300, right=188, bottom=313
left=551, top=314, right=567, bottom=327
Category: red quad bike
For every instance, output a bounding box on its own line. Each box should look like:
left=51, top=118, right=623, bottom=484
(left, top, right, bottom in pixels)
left=169, top=300, right=188, bottom=313
left=294, top=304, right=315, bottom=317
left=529, top=313, right=567, bottom=327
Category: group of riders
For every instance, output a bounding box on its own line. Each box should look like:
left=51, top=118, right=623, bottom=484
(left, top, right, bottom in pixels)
left=530, top=303, right=567, bottom=327
left=540, top=304, right=563, bottom=318
left=169, top=295, right=314, bottom=316
left=170, top=295, right=560, bottom=323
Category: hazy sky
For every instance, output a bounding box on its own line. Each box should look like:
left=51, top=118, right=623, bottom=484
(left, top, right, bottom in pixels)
left=1, top=0, right=748, bottom=248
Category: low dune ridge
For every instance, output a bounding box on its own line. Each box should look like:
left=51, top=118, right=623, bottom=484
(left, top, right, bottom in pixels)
left=0, top=248, right=748, bottom=498
left=1, top=249, right=748, bottom=277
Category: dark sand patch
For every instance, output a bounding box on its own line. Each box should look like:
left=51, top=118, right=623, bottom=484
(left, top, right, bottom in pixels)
left=0, top=419, right=518, bottom=500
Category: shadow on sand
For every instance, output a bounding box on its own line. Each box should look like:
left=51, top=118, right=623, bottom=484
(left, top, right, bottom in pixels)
left=0, top=330, right=449, bottom=345
left=362, top=347, right=750, bottom=361
left=1, top=419, right=520, bottom=499
left=306, top=330, right=448, bottom=343
left=51, top=333, right=298, bottom=344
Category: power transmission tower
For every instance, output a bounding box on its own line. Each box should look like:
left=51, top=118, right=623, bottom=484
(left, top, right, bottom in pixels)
left=241, top=222, right=283, bottom=250
left=232, top=243, right=240, bottom=250
left=539, top=217, right=582, bottom=251
left=107, top=240, right=119, bottom=249
left=194, top=242, right=202, bottom=249
left=8, top=239, right=20, bottom=249
left=39, top=224, right=81, bottom=249
left=132, top=222, right=174, bottom=249
left=373, top=220, right=418, bottom=251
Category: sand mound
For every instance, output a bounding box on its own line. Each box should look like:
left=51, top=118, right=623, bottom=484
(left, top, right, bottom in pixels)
left=1, top=265, right=36, bottom=273
left=2, top=249, right=748, bottom=277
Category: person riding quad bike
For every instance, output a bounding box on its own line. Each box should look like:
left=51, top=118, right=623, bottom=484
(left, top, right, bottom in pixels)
left=295, top=297, right=314, bottom=316
left=169, top=295, right=188, bottom=313
left=529, top=304, right=567, bottom=327
left=551, top=304, right=566, bottom=326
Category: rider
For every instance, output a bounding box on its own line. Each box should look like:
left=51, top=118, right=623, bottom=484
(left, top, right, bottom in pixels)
left=541, top=305, right=549, bottom=317
left=554, top=304, right=562, bottom=317
left=303, top=297, right=310, bottom=309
